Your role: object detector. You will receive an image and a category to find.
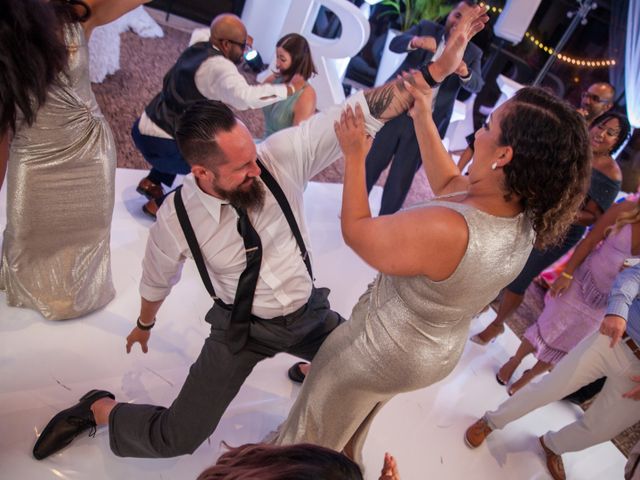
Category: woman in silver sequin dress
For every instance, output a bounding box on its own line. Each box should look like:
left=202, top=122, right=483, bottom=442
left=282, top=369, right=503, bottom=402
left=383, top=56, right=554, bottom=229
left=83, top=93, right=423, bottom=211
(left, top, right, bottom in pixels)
left=0, top=0, right=149, bottom=320
left=275, top=8, right=592, bottom=465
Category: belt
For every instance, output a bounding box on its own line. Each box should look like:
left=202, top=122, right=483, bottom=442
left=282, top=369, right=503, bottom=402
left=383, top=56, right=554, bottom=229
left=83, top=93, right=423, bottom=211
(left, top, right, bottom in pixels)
left=214, top=298, right=308, bottom=325
left=622, top=333, right=640, bottom=361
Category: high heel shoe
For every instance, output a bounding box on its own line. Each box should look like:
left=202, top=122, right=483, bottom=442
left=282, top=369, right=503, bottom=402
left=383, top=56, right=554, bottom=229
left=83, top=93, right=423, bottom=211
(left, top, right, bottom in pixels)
left=470, top=322, right=505, bottom=345
left=507, top=369, right=534, bottom=396
left=496, top=356, right=520, bottom=385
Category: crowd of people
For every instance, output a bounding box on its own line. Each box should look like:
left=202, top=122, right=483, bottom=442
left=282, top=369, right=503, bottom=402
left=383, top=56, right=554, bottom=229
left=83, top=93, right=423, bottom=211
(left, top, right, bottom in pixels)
left=1, top=1, right=638, bottom=479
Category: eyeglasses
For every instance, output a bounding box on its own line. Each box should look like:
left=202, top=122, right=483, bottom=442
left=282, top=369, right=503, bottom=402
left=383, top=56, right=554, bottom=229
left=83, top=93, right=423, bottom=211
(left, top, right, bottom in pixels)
left=582, top=92, right=612, bottom=104
left=222, top=38, right=248, bottom=51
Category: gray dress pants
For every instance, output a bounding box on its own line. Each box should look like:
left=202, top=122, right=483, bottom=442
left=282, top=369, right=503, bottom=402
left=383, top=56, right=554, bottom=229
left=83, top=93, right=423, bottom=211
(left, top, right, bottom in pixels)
left=108, top=287, right=343, bottom=457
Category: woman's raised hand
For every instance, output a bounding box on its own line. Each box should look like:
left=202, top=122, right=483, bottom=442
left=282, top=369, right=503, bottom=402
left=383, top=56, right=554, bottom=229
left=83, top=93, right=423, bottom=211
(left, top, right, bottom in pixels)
left=334, top=103, right=372, bottom=161
left=401, top=70, right=433, bottom=120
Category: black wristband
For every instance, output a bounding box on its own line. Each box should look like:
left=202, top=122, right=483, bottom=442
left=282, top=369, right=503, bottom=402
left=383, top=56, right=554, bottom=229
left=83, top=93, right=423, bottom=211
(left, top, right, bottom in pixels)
left=137, top=317, right=155, bottom=330
left=422, top=61, right=442, bottom=88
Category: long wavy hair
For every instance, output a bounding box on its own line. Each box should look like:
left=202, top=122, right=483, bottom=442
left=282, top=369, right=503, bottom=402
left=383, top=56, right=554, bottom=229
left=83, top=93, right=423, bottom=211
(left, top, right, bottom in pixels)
left=276, top=33, right=317, bottom=82
left=0, top=0, right=91, bottom=134
left=197, top=443, right=363, bottom=480
left=499, top=87, right=592, bottom=248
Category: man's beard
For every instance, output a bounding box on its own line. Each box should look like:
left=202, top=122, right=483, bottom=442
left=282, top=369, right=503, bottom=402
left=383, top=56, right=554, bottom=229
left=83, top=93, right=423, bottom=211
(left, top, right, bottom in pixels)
left=214, top=177, right=265, bottom=211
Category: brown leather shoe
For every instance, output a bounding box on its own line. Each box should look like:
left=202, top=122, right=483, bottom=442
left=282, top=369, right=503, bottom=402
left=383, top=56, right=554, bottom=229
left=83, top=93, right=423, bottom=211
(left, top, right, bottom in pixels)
left=539, top=436, right=566, bottom=480
left=464, top=418, right=493, bottom=448
left=142, top=198, right=159, bottom=219
left=137, top=178, right=164, bottom=201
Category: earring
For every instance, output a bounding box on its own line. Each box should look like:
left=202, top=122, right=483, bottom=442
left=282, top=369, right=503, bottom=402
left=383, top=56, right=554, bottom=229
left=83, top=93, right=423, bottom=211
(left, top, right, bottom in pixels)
left=491, top=162, right=498, bottom=170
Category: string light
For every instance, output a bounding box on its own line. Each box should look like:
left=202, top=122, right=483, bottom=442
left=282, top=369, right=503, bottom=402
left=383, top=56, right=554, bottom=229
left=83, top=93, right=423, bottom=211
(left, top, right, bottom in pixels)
left=478, top=2, right=616, bottom=68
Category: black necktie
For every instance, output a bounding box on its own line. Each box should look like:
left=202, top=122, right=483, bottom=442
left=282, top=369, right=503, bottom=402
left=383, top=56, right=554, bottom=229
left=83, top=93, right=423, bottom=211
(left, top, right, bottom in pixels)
left=227, top=206, right=262, bottom=353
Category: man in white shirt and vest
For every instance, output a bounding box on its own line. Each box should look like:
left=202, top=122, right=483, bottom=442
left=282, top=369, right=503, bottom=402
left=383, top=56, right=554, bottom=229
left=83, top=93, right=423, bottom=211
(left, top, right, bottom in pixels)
left=133, top=13, right=305, bottom=218
left=32, top=5, right=489, bottom=460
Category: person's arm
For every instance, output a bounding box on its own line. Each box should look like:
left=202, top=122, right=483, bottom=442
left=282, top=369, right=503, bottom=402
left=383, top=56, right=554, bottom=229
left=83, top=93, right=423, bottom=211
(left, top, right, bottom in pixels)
left=0, top=130, right=8, bottom=191
left=196, top=59, right=304, bottom=110
left=127, top=208, right=187, bottom=353
left=403, top=70, right=469, bottom=195
left=575, top=198, right=604, bottom=227
left=337, top=104, right=468, bottom=279
left=291, top=86, right=316, bottom=126
left=82, top=0, right=151, bottom=38
left=601, top=264, right=640, bottom=346
left=551, top=201, right=636, bottom=296
left=458, top=48, right=484, bottom=93
left=389, top=21, right=435, bottom=53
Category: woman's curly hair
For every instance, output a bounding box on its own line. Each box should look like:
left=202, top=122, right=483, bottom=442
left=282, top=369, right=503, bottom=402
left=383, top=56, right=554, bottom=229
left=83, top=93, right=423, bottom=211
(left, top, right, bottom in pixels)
left=0, top=0, right=91, bottom=134
left=499, top=87, right=591, bottom=248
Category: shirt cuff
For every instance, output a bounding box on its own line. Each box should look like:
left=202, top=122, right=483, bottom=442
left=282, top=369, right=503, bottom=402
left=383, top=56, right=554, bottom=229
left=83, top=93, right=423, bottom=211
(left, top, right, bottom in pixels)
left=459, top=72, right=472, bottom=82
left=345, top=90, right=384, bottom=137
left=606, top=295, right=631, bottom=321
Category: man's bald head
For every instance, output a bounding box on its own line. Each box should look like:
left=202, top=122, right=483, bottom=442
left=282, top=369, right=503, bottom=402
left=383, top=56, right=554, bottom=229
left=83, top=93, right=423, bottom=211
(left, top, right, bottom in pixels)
left=580, top=82, right=615, bottom=122
left=210, top=14, right=248, bottom=64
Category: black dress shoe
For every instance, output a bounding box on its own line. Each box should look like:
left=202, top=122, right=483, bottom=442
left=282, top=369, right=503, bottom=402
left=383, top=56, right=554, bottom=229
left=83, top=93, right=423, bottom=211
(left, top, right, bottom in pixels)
left=287, top=362, right=309, bottom=383
left=33, top=389, right=115, bottom=460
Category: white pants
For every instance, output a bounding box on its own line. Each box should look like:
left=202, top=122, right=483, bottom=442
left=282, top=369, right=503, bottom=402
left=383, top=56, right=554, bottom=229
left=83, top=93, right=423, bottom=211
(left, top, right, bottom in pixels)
left=485, top=332, right=640, bottom=454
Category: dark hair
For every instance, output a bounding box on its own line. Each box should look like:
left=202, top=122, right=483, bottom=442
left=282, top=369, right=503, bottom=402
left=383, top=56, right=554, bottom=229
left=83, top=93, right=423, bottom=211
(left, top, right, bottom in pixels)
left=175, top=100, right=238, bottom=169
left=589, top=111, right=631, bottom=155
left=276, top=33, right=317, bottom=81
left=499, top=87, right=591, bottom=248
left=0, top=0, right=91, bottom=134
left=197, top=443, right=363, bottom=480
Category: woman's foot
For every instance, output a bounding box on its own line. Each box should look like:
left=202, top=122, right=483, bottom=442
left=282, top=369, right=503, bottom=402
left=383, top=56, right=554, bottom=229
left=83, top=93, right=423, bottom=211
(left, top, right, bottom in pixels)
left=507, top=368, right=536, bottom=396
left=496, top=356, right=520, bottom=385
left=470, top=321, right=505, bottom=345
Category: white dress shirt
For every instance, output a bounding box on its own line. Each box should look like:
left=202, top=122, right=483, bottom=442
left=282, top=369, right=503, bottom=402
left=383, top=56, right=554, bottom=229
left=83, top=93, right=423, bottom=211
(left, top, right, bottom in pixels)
left=138, top=45, right=288, bottom=139
left=140, top=91, right=384, bottom=319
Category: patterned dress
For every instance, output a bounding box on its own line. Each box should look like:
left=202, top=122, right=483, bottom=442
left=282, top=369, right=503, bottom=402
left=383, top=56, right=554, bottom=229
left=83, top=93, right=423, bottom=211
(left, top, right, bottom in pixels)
left=525, top=224, right=634, bottom=364
left=0, top=23, right=116, bottom=320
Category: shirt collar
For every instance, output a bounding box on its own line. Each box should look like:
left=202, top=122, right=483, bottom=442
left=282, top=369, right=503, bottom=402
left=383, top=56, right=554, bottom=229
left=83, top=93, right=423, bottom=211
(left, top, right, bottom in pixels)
left=183, top=174, right=228, bottom=224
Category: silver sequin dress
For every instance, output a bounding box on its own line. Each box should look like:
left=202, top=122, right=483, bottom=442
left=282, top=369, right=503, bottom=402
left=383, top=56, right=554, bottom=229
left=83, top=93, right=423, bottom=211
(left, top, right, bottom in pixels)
left=0, top=23, right=116, bottom=320
left=275, top=199, right=534, bottom=463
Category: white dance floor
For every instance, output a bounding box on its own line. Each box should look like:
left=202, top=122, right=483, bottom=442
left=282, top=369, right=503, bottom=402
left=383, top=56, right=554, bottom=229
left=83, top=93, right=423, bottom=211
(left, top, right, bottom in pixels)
left=0, top=168, right=627, bottom=479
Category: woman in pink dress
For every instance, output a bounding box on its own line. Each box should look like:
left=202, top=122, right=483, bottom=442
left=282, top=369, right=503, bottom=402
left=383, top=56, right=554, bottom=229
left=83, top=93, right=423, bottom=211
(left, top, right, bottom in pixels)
left=496, top=197, right=640, bottom=395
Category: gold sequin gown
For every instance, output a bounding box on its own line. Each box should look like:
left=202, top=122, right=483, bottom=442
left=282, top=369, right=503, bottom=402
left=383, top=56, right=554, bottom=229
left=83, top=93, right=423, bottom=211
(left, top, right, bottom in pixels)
left=0, top=23, right=116, bottom=320
left=275, top=200, right=534, bottom=464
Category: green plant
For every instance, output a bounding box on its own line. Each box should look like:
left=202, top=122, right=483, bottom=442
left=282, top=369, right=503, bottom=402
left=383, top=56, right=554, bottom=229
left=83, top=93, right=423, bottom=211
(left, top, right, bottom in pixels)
left=380, top=0, right=453, bottom=31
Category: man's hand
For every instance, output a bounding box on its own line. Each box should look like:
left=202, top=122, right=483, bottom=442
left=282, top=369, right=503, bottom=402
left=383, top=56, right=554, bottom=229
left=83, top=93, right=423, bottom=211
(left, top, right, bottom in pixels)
left=455, top=60, right=469, bottom=78
left=410, top=35, right=437, bottom=52
left=126, top=326, right=151, bottom=354
left=599, top=314, right=627, bottom=347
left=623, top=375, right=640, bottom=400
left=429, top=5, right=488, bottom=82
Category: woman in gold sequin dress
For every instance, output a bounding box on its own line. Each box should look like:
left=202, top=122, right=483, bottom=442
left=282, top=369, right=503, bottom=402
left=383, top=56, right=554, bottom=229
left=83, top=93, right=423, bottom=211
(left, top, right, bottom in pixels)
left=0, top=0, right=149, bottom=320
left=275, top=7, right=593, bottom=464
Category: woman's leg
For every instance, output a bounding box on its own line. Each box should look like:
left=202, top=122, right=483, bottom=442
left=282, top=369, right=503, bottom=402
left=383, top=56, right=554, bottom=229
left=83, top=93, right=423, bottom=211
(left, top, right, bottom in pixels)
left=497, top=338, right=535, bottom=384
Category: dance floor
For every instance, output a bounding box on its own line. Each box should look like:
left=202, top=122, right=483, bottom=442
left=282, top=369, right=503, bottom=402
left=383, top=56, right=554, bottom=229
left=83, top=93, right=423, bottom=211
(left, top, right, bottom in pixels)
left=0, top=168, right=626, bottom=479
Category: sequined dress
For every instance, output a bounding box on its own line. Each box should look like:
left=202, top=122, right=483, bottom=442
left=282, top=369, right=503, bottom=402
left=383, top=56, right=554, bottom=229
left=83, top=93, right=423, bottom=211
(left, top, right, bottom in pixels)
left=0, top=23, right=116, bottom=320
left=275, top=199, right=534, bottom=463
